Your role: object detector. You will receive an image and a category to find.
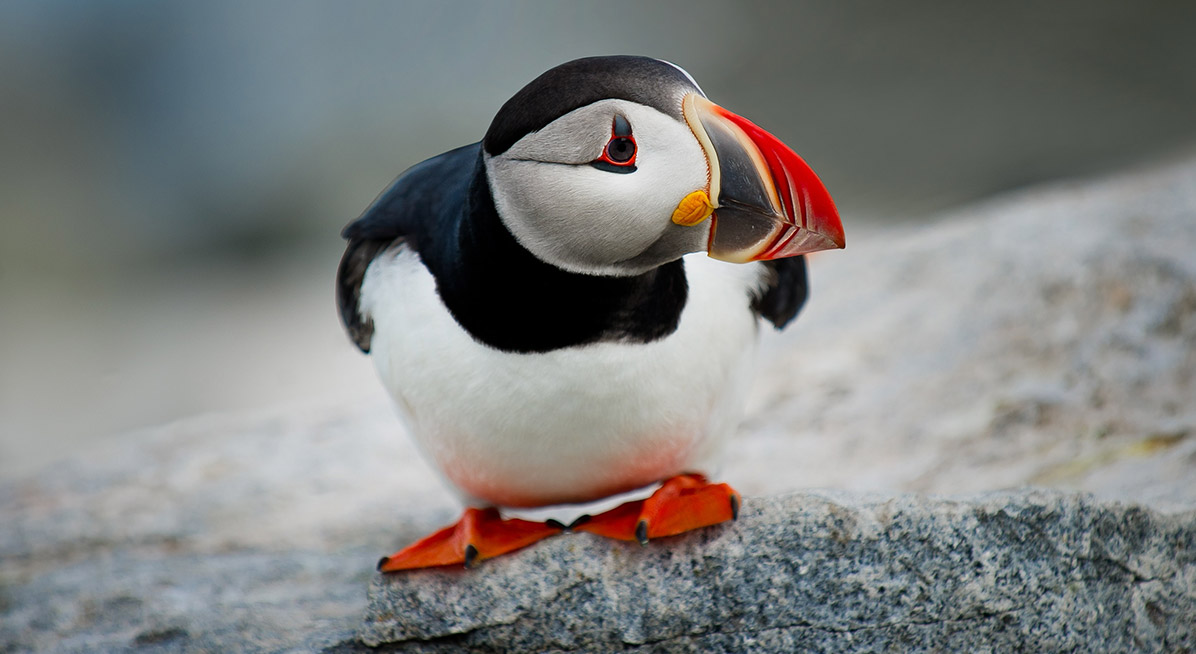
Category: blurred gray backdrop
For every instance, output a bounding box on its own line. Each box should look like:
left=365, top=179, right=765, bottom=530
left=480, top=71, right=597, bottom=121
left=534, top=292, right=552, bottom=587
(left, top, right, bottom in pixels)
left=2, top=1, right=1195, bottom=475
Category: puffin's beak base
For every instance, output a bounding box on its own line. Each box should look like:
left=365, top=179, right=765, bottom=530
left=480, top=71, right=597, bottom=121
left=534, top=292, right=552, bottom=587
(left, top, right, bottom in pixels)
left=682, top=94, right=845, bottom=263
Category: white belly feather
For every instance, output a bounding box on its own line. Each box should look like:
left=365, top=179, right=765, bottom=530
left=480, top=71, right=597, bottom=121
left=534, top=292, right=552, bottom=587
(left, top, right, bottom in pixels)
left=360, top=248, right=766, bottom=508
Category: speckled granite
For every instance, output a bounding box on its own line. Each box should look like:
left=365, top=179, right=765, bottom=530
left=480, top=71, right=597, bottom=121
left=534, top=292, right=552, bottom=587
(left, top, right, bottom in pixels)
left=360, top=490, right=1196, bottom=652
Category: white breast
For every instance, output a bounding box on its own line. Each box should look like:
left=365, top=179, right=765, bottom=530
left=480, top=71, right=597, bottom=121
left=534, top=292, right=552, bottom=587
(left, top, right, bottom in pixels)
left=359, top=248, right=766, bottom=509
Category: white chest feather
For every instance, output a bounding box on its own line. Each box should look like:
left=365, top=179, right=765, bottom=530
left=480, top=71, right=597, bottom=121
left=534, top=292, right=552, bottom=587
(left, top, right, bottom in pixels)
left=359, top=248, right=766, bottom=508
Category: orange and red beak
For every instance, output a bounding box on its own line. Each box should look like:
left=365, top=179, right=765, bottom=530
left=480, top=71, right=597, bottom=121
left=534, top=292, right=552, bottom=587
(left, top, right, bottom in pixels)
left=677, top=94, right=845, bottom=263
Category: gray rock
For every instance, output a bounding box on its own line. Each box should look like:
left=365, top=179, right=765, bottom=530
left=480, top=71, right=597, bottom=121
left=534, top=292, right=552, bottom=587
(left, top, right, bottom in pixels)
left=361, top=492, right=1196, bottom=654
left=4, top=155, right=1196, bottom=651
left=1, top=549, right=369, bottom=653
left=361, top=490, right=1196, bottom=653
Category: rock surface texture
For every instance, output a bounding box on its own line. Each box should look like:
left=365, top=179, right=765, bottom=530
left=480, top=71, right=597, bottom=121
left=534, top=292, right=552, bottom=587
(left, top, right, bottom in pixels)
left=3, top=156, right=1196, bottom=652
left=362, top=491, right=1195, bottom=652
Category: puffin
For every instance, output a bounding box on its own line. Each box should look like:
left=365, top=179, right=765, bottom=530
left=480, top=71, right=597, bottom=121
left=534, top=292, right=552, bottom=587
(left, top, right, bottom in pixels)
left=336, top=56, right=845, bottom=571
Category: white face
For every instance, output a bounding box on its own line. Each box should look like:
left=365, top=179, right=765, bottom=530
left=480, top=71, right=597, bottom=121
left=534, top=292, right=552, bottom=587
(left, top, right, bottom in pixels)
left=484, top=99, right=711, bottom=276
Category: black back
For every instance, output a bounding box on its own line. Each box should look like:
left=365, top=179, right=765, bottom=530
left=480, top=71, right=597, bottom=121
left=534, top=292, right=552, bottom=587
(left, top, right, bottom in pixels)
left=337, top=143, right=478, bottom=352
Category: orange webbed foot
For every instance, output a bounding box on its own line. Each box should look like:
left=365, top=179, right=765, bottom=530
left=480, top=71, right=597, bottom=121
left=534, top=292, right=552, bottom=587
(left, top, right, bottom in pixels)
left=573, top=473, right=740, bottom=545
left=378, top=507, right=563, bottom=572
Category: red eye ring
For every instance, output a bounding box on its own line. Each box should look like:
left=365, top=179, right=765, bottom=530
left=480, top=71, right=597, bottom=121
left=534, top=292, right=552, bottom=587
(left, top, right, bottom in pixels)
left=593, top=116, right=637, bottom=171
left=597, top=135, right=636, bottom=167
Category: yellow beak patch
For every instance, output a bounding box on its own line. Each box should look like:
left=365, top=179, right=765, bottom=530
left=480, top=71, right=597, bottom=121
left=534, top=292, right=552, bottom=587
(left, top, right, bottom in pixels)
left=670, top=190, right=716, bottom=227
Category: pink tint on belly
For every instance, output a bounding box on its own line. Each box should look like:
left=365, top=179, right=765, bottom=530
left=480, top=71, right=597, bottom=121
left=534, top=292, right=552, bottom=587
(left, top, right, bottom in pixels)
left=439, top=430, right=698, bottom=509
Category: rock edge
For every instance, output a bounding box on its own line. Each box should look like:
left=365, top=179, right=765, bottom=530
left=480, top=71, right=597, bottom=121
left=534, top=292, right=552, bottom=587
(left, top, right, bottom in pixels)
left=361, top=489, right=1195, bottom=653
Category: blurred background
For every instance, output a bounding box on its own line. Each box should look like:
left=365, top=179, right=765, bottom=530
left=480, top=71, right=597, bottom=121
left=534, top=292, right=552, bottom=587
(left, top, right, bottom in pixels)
left=2, top=0, right=1195, bottom=477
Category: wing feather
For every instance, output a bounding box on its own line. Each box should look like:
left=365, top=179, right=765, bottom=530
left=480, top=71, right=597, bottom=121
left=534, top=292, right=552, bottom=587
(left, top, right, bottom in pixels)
left=751, top=256, right=809, bottom=329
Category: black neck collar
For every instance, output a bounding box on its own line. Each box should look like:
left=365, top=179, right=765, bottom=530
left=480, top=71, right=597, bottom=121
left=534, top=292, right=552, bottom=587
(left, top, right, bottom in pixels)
left=429, top=154, right=688, bottom=354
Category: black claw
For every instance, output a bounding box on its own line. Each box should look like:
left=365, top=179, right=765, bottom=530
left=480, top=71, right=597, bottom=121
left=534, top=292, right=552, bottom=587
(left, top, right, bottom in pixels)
left=545, top=519, right=567, bottom=530
left=635, top=520, right=649, bottom=546
left=376, top=556, right=390, bottom=572
left=730, top=495, right=740, bottom=521
left=463, top=544, right=479, bottom=569
left=567, top=514, right=592, bottom=530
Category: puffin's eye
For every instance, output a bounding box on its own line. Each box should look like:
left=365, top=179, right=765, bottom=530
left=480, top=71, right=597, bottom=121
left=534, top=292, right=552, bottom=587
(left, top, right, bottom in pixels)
left=605, top=137, right=635, bottom=163
left=591, top=116, right=638, bottom=173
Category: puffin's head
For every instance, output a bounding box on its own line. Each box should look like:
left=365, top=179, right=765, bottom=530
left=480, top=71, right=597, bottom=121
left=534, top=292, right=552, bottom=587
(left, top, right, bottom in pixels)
left=482, top=56, right=844, bottom=276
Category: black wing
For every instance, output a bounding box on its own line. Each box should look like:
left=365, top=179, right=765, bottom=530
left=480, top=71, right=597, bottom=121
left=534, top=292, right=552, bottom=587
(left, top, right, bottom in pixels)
left=337, top=238, right=397, bottom=352
left=336, top=143, right=481, bottom=352
left=751, top=255, right=809, bottom=330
